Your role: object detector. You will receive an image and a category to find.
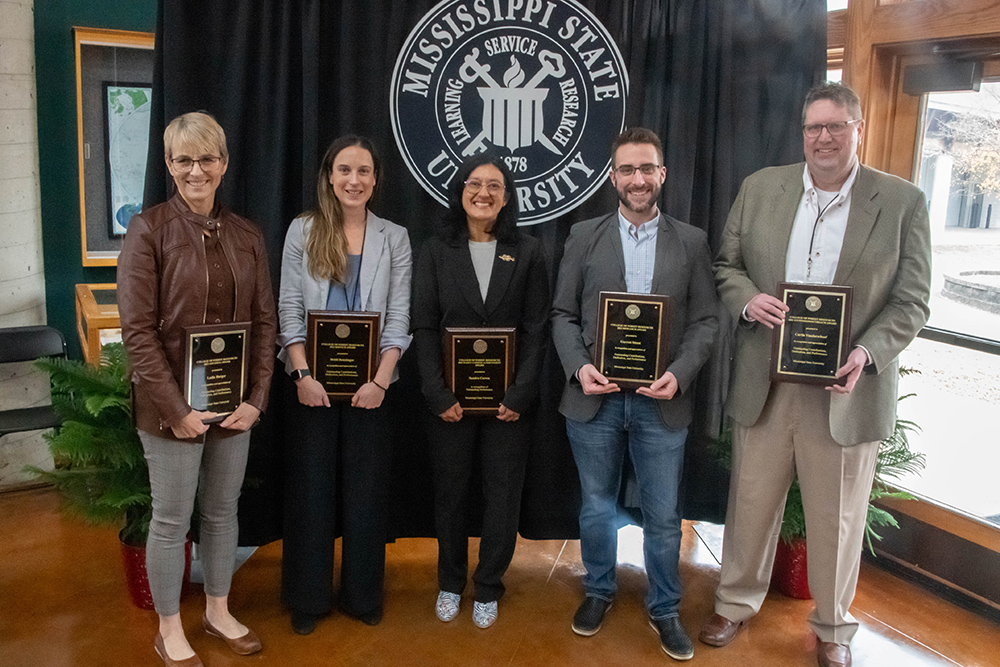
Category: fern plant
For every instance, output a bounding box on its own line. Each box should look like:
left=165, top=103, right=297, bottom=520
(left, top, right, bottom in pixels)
left=26, top=342, right=151, bottom=546
left=710, top=367, right=926, bottom=555
left=862, top=391, right=925, bottom=553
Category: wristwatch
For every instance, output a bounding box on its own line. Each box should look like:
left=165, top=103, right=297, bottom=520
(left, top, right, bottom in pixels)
left=289, top=368, right=311, bottom=381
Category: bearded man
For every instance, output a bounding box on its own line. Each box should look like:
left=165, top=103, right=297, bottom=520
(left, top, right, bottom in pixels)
left=551, top=127, right=719, bottom=661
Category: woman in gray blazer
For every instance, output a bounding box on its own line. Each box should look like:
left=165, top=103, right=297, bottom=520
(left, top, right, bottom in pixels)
left=277, top=136, right=412, bottom=634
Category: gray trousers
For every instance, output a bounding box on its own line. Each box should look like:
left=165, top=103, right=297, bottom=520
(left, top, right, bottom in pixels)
left=140, top=428, right=251, bottom=616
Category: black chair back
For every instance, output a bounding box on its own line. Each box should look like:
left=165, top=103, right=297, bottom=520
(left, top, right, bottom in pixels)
left=0, top=326, right=66, bottom=363
left=0, top=325, right=67, bottom=438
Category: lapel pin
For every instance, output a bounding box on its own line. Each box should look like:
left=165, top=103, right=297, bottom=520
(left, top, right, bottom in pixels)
left=499, top=254, right=514, bottom=262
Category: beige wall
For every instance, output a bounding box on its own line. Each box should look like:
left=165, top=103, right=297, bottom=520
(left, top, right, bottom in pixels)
left=0, top=0, right=54, bottom=487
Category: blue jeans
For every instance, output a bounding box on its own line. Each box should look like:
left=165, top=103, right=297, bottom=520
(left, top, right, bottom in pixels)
left=566, top=393, right=687, bottom=619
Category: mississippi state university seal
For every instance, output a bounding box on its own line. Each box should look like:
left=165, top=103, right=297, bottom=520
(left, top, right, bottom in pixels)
left=390, top=0, right=628, bottom=225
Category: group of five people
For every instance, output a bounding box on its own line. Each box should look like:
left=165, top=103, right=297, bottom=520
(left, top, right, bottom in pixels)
left=118, top=81, right=930, bottom=667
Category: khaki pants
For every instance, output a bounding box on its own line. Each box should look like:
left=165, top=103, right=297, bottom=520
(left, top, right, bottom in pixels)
left=714, top=383, right=878, bottom=644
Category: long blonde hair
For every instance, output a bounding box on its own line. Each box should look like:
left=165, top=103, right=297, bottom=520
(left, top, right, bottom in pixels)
left=305, top=136, right=382, bottom=282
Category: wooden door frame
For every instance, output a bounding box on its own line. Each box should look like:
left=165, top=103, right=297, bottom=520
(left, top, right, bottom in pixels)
left=838, top=0, right=1000, bottom=179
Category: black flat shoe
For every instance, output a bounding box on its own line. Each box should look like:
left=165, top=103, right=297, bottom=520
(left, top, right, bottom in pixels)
left=291, top=611, right=318, bottom=635
left=649, top=615, right=694, bottom=661
left=356, top=607, right=383, bottom=626
left=339, top=600, right=384, bottom=626
left=343, top=605, right=383, bottom=626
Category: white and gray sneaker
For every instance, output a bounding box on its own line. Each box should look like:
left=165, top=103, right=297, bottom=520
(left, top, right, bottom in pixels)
left=436, top=591, right=461, bottom=622
left=473, top=601, right=498, bottom=628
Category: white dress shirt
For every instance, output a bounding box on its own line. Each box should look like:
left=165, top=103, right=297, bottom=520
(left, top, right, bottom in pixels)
left=784, top=161, right=871, bottom=364
left=784, top=161, right=859, bottom=284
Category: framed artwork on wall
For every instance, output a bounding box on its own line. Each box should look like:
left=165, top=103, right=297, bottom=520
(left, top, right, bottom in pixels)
left=102, top=82, right=152, bottom=238
left=74, top=27, right=154, bottom=266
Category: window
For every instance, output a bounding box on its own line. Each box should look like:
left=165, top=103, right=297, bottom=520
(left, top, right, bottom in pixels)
left=915, top=82, right=1000, bottom=340
left=897, top=81, right=1000, bottom=526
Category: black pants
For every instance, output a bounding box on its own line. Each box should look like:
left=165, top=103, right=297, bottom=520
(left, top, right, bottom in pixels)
left=281, top=379, right=392, bottom=617
left=427, top=415, right=529, bottom=603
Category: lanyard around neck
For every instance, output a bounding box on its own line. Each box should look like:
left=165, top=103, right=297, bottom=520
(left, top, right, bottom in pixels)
left=806, top=194, right=839, bottom=281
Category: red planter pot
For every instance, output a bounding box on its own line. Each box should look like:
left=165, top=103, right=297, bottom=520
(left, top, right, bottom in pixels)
left=770, top=537, right=811, bottom=599
left=119, top=533, right=192, bottom=610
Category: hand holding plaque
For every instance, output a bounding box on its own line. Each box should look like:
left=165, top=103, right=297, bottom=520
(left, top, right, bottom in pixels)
left=183, top=322, right=251, bottom=423
left=306, top=310, right=380, bottom=399
left=771, top=283, right=854, bottom=385
left=444, top=328, right=516, bottom=414
left=593, top=292, right=672, bottom=391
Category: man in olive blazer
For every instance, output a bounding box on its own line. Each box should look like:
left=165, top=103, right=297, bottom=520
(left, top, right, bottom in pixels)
left=718, top=164, right=930, bottom=444
left=551, top=128, right=718, bottom=660
left=701, top=83, right=931, bottom=667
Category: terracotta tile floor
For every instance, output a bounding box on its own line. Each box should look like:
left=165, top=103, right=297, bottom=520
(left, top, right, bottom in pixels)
left=1, top=487, right=998, bottom=666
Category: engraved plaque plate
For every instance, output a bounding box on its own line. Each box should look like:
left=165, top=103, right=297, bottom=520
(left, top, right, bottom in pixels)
left=771, top=283, right=854, bottom=385
left=444, top=327, right=516, bottom=414
left=183, top=322, right=250, bottom=422
left=306, top=310, right=380, bottom=399
left=593, top=292, right=672, bottom=391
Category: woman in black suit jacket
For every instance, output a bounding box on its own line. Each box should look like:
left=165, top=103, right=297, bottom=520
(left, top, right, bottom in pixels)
left=412, top=154, right=550, bottom=629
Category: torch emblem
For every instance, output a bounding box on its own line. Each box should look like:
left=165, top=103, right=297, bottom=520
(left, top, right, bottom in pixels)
left=460, top=49, right=566, bottom=156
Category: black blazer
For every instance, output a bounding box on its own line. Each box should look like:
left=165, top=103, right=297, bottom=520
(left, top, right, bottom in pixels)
left=412, top=232, right=551, bottom=416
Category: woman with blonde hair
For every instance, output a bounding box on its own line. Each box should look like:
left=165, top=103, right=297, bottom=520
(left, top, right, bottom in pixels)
left=119, top=111, right=276, bottom=666
left=278, top=135, right=412, bottom=634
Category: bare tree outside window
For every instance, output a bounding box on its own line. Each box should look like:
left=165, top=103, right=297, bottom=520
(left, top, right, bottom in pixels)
left=923, top=86, right=1000, bottom=201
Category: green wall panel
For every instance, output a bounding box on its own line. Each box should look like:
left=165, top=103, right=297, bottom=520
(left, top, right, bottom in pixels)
left=34, top=0, right=156, bottom=359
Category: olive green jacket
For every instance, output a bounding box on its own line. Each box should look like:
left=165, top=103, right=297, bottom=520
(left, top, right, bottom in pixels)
left=714, top=163, right=931, bottom=446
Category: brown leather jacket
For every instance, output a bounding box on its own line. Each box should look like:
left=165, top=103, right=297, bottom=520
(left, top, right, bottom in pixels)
left=118, top=195, right=277, bottom=441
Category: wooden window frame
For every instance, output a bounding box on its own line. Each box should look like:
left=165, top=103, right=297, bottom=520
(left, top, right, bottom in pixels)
left=830, top=0, right=1000, bottom=613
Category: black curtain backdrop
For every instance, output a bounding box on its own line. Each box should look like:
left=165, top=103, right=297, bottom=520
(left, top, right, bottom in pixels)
left=145, top=0, right=826, bottom=545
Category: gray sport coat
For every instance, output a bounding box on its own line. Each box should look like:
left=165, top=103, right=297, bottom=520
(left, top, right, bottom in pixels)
left=551, top=211, right=719, bottom=428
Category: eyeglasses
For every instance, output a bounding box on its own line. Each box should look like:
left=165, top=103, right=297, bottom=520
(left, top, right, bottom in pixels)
left=802, top=119, right=861, bottom=138
left=464, top=179, right=505, bottom=195
left=614, top=163, right=661, bottom=177
left=170, top=155, right=223, bottom=172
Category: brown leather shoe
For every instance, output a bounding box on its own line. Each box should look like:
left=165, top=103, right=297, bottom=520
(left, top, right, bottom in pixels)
left=817, top=641, right=852, bottom=667
left=153, top=634, right=203, bottom=667
left=202, top=613, right=263, bottom=655
left=698, top=613, right=747, bottom=647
